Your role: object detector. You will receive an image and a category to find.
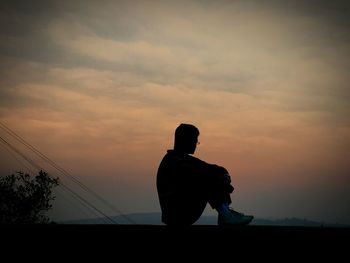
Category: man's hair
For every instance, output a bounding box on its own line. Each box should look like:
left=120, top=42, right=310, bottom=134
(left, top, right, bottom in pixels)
left=174, top=123, right=199, bottom=145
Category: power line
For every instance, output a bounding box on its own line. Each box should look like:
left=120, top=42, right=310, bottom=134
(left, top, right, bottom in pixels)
left=0, top=137, right=35, bottom=175
left=59, top=182, right=117, bottom=224
left=0, top=134, right=117, bottom=224
left=0, top=136, right=42, bottom=171
left=0, top=121, right=134, bottom=223
left=55, top=186, right=109, bottom=224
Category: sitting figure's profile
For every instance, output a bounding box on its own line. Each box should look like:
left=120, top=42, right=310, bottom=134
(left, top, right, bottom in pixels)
left=156, top=123, right=254, bottom=226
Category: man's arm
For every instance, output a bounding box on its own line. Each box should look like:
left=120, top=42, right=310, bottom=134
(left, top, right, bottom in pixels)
left=184, top=155, right=234, bottom=191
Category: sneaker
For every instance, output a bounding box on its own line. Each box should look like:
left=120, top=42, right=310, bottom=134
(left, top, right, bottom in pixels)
left=218, top=208, right=254, bottom=226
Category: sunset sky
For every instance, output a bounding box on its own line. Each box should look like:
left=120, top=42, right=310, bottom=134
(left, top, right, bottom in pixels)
left=0, top=0, right=349, bottom=225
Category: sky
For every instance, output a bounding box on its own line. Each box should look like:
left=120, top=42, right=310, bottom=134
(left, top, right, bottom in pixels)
left=0, top=0, right=349, bottom=225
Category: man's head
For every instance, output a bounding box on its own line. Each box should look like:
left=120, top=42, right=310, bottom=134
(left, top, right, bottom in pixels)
left=174, top=123, right=200, bottom=154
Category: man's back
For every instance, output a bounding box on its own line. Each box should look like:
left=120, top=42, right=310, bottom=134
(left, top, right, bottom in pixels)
left=157, top=150, right=206, bottom=225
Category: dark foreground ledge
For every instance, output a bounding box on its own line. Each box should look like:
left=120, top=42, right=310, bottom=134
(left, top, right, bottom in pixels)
left=1, top=224, right=349, bottom=258
left=2, top=223, right=348, bottom=235
left=1, top=224, right=348, bottom=239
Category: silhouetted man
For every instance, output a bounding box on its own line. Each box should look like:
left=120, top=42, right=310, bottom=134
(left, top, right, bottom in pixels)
left=156, top=123, right=254, bottom=226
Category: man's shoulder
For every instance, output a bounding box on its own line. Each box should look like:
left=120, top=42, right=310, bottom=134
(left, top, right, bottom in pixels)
left=163, top=150, right=221, bottom=169
left=161, top=150, right=198, bottom=164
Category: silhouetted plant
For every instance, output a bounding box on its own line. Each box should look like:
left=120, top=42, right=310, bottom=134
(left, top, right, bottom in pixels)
left=0, top=170, right=59, bottom=224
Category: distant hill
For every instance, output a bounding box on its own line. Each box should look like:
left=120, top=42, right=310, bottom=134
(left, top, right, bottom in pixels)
left=60, top=212, right=348, bottom=227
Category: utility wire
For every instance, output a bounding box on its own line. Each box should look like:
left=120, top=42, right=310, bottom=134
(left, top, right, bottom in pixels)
left=0, top=138, right=35, bottom=175
left=59, top=181, right=116, bottom=224
left=0, top=121, right=134, bottom=223
left=0, top=136, right=42, bottom=171
left=55, top=186, right=107, bottom=224
left=0, top=134, right=116, bottom=224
